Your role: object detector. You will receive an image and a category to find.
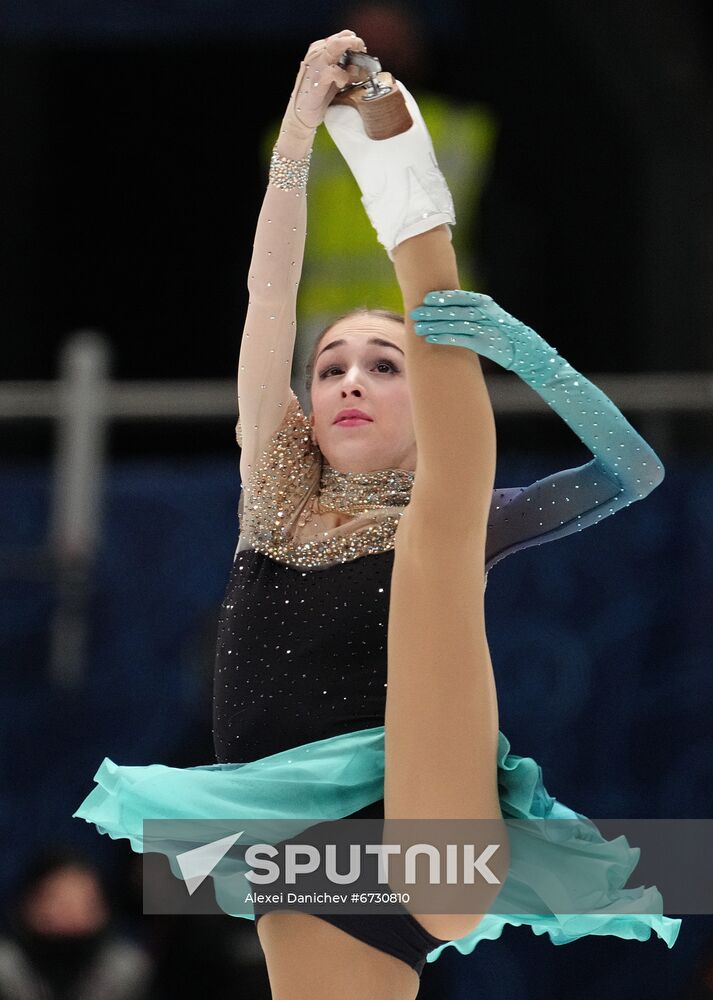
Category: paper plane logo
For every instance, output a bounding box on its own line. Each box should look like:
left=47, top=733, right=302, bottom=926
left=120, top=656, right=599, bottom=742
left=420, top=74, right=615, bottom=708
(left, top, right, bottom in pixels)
left=175, top=831, right=244, bottom=896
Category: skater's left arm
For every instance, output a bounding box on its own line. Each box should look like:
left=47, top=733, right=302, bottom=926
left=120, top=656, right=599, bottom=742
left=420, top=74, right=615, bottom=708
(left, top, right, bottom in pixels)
left=410, top=291, right=665, bottom=571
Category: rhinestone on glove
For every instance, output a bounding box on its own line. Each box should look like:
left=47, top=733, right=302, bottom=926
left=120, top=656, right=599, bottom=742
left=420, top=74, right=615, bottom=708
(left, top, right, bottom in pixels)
left=269, top=145, right=313, bottom=191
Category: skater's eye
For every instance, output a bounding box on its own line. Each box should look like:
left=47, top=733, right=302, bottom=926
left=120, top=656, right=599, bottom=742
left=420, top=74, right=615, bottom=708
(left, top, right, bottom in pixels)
left=319, top=359, right=400, bottom=379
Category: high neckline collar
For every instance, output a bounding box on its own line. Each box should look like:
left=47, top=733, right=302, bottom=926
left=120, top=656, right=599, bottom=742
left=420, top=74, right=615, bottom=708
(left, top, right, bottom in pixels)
left=318, top=460, right=415, bottom=513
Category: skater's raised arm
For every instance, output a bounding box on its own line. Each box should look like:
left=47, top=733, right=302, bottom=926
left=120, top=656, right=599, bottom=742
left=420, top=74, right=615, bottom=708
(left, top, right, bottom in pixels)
left=408, top=290, right=666, bottom=570
left=236, top=30, right=366, bottom=489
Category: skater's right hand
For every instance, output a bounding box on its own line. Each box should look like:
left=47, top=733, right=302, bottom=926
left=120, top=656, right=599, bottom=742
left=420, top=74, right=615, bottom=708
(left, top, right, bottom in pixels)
left=283, top=30, right=368, bottom=137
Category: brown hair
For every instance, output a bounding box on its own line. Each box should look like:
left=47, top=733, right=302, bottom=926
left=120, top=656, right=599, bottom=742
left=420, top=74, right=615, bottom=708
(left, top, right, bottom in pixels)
left=303, top=307, right=405, bottom=395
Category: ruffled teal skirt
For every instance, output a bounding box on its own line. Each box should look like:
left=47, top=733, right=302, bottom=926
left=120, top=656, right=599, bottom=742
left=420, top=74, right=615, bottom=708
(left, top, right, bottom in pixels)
left=72, top=726, right=681, bottom=964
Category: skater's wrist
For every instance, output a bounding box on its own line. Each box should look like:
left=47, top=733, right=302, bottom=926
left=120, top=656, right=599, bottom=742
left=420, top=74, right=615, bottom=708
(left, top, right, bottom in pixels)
left=276, top=115, right=316, bottom=161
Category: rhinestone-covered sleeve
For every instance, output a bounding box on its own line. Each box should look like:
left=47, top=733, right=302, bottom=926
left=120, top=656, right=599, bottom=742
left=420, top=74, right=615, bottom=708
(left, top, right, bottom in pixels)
left=484, top=353, right=665, bottom=572
left=235, top=146, right=311, bottom=489
left=237, top=392, right=321, bottom=548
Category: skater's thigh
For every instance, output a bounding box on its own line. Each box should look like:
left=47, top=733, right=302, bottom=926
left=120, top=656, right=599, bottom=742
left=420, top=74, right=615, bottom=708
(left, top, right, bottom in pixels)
left=256, top=910, right=420, bottom=1000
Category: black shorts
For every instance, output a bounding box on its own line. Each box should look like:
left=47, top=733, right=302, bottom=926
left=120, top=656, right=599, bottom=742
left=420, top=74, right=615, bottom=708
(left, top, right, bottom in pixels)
left=254, top=909, right=445, bottom=976
left=252, top=801, right=448, bottom=976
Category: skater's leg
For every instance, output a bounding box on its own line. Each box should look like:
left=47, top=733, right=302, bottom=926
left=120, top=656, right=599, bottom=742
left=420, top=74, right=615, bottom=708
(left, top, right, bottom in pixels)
left=384, top=229, right=508, bottom=942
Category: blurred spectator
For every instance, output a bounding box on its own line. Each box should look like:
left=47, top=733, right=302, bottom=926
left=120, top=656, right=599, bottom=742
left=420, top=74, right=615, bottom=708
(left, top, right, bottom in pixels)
left=0, top=846, right=152, bottom=1000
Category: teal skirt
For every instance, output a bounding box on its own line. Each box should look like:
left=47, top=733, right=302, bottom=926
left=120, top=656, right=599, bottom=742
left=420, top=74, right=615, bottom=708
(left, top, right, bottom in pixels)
left=72, top=726, right=681, bottom=964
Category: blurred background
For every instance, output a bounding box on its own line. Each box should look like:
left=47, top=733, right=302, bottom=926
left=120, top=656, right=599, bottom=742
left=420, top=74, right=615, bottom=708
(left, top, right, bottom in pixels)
left=1, top=1, right=712, bottom=998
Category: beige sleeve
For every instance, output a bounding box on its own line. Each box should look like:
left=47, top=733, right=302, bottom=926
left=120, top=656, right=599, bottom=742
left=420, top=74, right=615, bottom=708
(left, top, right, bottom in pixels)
left=237, top=391, right=321, bottom=547
left=236, top=173, right=309, bottom=490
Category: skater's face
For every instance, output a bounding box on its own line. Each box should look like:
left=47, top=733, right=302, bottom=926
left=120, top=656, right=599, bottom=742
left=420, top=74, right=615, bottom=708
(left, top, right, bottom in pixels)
left=309, top=315, right=417, bottom=474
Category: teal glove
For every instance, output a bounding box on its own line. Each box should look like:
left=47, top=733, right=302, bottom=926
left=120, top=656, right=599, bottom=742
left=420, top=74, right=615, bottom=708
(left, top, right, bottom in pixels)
left=410, top=289, right=560, bottom=389
left=409, top=288, right=665, bottom=503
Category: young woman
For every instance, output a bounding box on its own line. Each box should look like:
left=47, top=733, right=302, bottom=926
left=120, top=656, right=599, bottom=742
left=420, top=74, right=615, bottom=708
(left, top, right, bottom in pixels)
left=74, top=30, right=680, bottom=1000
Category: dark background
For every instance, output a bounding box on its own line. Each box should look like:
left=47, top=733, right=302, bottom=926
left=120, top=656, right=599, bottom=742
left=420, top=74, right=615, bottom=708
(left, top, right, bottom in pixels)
left=1, top=4, right=713, bottom=999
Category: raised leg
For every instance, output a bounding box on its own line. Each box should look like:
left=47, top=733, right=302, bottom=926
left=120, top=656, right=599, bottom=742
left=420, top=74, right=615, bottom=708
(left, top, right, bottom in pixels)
left=384, top=228, right=508, bottom=942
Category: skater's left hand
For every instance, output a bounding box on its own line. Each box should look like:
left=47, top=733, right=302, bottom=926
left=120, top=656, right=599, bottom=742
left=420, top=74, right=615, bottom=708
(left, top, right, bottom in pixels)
left=410, top=289, right=560, bottom=378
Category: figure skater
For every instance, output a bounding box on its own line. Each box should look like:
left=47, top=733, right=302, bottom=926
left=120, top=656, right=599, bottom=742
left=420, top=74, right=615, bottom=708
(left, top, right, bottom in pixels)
left=74, top=29, right=681, bottom=1000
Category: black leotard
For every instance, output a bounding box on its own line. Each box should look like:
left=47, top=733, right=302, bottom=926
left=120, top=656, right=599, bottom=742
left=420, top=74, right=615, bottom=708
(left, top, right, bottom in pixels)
left=214, top=547, right=395, bottom=763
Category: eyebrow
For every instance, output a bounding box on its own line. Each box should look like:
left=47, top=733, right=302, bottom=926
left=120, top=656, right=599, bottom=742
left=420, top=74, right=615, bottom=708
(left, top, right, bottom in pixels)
left=316, top=337, right=405, bottom=362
